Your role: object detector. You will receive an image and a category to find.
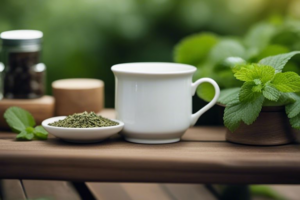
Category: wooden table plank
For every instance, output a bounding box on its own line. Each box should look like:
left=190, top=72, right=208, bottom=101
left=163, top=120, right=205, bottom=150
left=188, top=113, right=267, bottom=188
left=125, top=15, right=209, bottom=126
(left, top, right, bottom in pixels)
left=87, top=183, right=133, bottom=200
left=162, top=184, right=217, bottom=200
left=93, top=183, right=174, bottom=200
left=268, top=185, right=300, bottom=200
left=22, top=180, right=81, bottom=200
left=0, top=109, right=299, bottom=184
left=0, top=180, right=26, bottom=200
left=86, top=183, right=217, bottom=200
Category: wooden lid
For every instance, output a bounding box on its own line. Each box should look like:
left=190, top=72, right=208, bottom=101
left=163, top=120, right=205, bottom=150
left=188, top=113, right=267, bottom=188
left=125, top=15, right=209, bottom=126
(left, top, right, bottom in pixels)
left=52, top=79, right=104, bottom=90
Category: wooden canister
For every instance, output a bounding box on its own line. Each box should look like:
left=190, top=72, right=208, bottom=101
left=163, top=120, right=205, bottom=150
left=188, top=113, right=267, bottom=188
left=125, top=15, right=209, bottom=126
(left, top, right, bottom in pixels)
left=52, top=79, right=104, bottom=116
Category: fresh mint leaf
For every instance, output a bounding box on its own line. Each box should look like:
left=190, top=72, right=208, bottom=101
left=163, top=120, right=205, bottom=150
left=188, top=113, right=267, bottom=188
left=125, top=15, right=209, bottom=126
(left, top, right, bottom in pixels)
left=26, top=127, right=34, bottom=133
left=286, top=93, right=300, bottom=118
left=253, top=79, right=261, bottom=85
left=263, top=92, right=296, bottom=106
left=259, top=51, right=300, bottom=72
left=289, top=114, right=300, bottom=130
left=252, top=84, right=263, bottom=93
left=262, top=84, right=281, bottom=101
left=224, top=95, right=264, bottom=132
left=34, top=125, right=47, bottom=134
left=34, top=126, right=48, bottom=140
left=174, top=33, right=218, bottom=66
left=4, top=107, right=36, bottom=133
left=285, top=93, right=300, bottom=130
left=231, top=63, right=246, bottom=74
left=16, top=130, right=34, bottom=141
left=234, top=64, right=275, bottom=84
left=233, top=65, right=254, bottom=81
left=271, top=72, right=300, bottom=92
left=218, top=88, right=240, bottom=105
left=218, top=88, right=239, bottom=105
left=239, top=82, right=262, bottom=102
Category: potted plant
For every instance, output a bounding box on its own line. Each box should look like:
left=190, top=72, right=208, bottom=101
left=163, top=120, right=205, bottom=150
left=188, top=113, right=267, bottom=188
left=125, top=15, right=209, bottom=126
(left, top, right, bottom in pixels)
left=174, top=18, right=300, bottom=145
left=218, top=52, right=300, bottom=145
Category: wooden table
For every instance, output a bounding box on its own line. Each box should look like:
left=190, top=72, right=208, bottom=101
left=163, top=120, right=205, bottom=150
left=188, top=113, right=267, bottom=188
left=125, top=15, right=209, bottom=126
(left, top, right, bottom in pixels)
left=0, top=109, right=299, bottom=184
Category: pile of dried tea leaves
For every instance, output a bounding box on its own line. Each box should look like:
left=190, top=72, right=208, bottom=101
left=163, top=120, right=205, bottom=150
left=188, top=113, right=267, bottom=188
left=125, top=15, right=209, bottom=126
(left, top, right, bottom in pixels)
left=49, top=111, right=119, bottom=128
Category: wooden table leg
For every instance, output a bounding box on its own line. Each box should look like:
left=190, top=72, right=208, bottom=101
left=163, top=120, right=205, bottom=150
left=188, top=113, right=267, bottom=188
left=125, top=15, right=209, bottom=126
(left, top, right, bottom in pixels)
left=205, top=184, right=251, bottom=200
left=72, top=181, right=96, bottom=200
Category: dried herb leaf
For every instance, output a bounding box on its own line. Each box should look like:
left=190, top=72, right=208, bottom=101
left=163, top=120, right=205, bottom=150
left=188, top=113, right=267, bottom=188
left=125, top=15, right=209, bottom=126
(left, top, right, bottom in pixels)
left=49, top=112, right=118, bottom=128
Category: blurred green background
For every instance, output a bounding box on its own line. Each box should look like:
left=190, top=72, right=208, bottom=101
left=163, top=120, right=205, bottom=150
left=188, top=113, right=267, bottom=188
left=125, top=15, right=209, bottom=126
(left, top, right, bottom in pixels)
left=1, top=0, right=300, bottom=124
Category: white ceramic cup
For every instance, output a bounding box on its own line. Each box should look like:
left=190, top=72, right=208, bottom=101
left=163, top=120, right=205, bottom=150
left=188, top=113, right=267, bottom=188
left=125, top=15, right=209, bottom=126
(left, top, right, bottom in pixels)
left=112, top=62, right=220, bottom=144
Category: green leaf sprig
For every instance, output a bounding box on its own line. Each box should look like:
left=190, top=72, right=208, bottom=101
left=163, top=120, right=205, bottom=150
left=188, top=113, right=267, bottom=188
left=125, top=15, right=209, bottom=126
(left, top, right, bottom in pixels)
left=221, top=51, right=300, bottom=132
left=4, top=107, right=48, bottom=141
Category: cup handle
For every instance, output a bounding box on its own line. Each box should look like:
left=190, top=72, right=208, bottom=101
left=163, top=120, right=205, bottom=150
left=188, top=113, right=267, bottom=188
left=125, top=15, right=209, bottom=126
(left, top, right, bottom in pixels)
left=190, top=78, right=220, bottom=126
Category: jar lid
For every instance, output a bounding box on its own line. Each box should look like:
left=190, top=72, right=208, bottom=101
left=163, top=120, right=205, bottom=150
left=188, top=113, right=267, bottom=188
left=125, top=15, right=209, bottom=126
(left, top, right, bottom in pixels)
left=0, top=30, right=43, bottom=46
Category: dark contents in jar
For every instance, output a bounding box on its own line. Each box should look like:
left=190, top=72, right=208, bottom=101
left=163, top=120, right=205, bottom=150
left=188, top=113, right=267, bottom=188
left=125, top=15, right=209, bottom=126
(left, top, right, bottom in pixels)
left=4, top=52, right=45, bottom=99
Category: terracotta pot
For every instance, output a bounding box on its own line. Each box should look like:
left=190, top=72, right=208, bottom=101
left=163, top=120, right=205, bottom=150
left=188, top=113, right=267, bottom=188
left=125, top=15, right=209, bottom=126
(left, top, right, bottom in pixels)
left=225, top=106, right=299, bottom=146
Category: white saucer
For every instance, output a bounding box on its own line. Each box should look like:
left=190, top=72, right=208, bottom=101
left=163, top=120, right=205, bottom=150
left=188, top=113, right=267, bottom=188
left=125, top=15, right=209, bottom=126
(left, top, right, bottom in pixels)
left=42, top=116, right=124, bottom=143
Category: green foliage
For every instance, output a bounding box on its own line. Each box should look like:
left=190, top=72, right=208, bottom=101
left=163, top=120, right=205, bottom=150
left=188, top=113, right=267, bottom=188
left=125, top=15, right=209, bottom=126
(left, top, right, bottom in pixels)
left=16, top=129, right=34, bottom=141
left=4, top=107, right=36, bottom=133
left=218, top=185, right=286, bottom=200
left=223, top=57, right=246, bottom=68
left=250, top=185, right=286, bottom=200
left=7, top=0, right=280, bottom=109
left=286, top=93, right=300, bottom=118
left=262, top=84, right=281, bottom=101
left=174, top=33, right=245, bottom=102
left=173, top=16, right=300, bottom=132
left=234, top=64, right=275, bottom=83
left=34, top=126, right=49, bottom=140
left=224, top=95, right=264, bottom=134
left=259, top=51, right=300, bottom=71
left=286, top=93, right=300, bottom=129
left=174, top=18, right=300, bottom=103
left=244, top=22, right=276, bottom=52
left=271, top=72, right=300, bottom=92
left=174, top=33, right=218, bottom=66
left=239, top=82, right=262, bottom=102
left=196, top=82, right=215, bottom=102
left=289, top=114, right=300, bottom=129
left=222, top=52, right=300, bottom=131
left=209, top=39, right=246, bottom=64
left=218, top=88, right=240, bottom=105
left=1, top=0, right=298, bottom=112
left=263, top=92, right=295, bottom=106
left=255, top=45, right=289, bottom=61
left=4, top=107, right=48, bottom=141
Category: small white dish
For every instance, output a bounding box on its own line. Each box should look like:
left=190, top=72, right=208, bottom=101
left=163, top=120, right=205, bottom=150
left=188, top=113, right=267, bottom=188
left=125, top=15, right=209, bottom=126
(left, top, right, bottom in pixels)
left=42, top=116, right=124, bottom=143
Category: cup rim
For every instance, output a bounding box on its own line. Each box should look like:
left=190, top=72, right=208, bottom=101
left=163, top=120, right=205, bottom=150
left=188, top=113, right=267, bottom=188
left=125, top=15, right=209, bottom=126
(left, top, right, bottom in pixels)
left=111, top=62, right=196, bottom=75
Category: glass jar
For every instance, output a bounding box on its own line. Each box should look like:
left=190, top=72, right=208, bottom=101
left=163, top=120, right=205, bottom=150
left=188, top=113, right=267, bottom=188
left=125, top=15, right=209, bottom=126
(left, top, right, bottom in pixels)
left=0, top=62, right=4, bottom=100
left=0, top=30, right=46, bottom=99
